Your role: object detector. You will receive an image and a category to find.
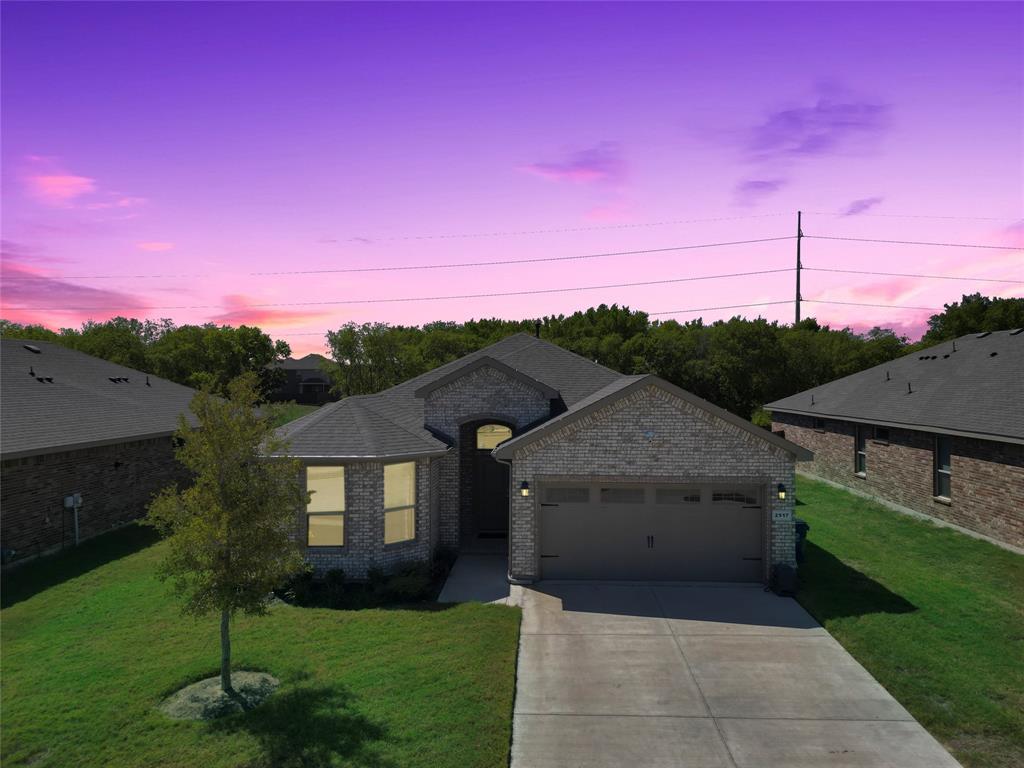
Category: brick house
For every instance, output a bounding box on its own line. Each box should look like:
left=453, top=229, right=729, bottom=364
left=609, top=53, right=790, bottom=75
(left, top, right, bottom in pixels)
left=1, top=339, right=195, bottom=564
left=275, top=333, right=811, bottom=584
left=768, top=330, right=1024, bottom=550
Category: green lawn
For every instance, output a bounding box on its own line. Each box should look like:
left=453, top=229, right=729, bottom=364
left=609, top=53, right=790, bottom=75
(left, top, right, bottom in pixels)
left=1, top=527, right=521, bottom=768
left=795, top=475, right=1024, bottom=768
left=269, top=402, right=321, bottom=428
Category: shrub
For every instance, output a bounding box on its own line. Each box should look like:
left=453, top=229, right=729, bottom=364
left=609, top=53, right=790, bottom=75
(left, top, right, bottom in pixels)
left=382, top=573, right=433, bottom=602
left=323, top=568, right=346, bottom=607
left=278, top=567, right=314, bottom=605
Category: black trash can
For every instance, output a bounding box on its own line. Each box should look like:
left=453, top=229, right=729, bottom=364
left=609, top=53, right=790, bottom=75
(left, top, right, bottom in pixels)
left=795, top=518, right=810, bottom=563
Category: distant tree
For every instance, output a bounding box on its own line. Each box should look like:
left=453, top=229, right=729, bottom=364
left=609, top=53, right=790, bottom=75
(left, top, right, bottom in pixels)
left=146, top=373, right=306, bottom=693
left=921, top=293, right=1024, bottom=344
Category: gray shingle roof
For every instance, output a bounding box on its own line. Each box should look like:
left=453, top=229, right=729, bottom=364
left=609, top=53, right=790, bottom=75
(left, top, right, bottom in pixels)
left=274, top=353, right=330, bottom=370
left=766, top=330, right=1024, bottom=444
left=275, top=333, right=622, bottom=459
left=1, top=339, right=199, bottom=459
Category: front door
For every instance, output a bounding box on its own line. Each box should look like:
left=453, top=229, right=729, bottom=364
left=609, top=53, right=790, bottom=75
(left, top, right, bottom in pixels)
left=471, top=423, right=512, bottom=535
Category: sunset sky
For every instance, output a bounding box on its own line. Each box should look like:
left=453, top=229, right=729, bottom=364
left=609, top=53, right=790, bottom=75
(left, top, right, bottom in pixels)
left=2, top=1, right=1021, bottom=356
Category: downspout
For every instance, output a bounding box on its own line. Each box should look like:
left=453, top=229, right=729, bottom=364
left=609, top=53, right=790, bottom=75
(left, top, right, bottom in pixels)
left=494, top=455, right=532, bottom=585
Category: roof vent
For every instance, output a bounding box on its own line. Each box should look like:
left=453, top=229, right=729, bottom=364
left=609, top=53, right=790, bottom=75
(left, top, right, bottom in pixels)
left=36, top=377, right=45, bottom=383
left=108, top=377, right=120, bottom=383
left=1011, top=328, right=1024, bottom=336
left=907, top=382, right=913, bottom=394
left=885, top=370, right=890, bottom=381
left=44, top=377, right=53, bottom=383
left=146, top=375, right=151, bottom=387
left=943, top=354, right=950, bottom=359
left=976, top=331, right=991, bottom=339
left=29, top=366, right=35, bottom=376
left=22, top=344, right=41, bottom=354
left=990, top=352, right=998, bottom=357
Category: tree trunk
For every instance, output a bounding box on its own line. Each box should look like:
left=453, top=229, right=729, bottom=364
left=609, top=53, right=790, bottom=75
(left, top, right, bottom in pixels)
left=220, top=609, right=233, bottom=692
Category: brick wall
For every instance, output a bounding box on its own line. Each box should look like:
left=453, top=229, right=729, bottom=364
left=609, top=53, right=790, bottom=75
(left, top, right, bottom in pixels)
left=772, top=412, right=1024, bottom=549
left=1, top=437, right=188, bottom=564
left=422, top=365, right=552, bottom=547
left=508, top=384, right=797, bottom=582
left=300, top=457, right=434, bottom=578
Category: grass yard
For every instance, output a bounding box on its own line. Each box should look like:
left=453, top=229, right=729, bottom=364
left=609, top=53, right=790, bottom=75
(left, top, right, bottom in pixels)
left=795, top=475, right=1024, bottom=768
left=269, top=402, right=322, bottom=428
left=1, top=526, right=521, bottom=768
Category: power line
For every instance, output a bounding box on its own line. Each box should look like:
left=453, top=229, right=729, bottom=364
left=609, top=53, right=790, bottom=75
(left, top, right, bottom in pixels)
left=2, top=236, right=796, bottom=280
left=804, top=267, right=1024, bottom=284
left=804, top=299, right=939, bottom=311
left=3, top=267, right=796, bottom=312
left=362, top=213, right=789, bottom=241
left=803, top=211, right=1011, bottom=222
left=804, top=235, right=1021, bottom=250
left=649, top=300, right=792, bottom=316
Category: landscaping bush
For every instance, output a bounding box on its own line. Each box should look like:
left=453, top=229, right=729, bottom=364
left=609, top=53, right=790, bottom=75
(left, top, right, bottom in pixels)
left=323, top=568, right=346, bottom=607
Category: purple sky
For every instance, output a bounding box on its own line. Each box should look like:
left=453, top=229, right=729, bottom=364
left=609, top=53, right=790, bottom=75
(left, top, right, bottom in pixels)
left=2, top=2, right=1021, bottom=355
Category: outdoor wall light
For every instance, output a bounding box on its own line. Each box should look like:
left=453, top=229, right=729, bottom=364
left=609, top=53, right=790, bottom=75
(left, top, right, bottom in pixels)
left=777, top=483, right=787, bottom=501
left=520, top=481, right=530, bottom=498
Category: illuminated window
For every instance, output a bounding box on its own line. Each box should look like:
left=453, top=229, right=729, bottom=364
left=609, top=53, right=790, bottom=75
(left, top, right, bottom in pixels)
left=384, top=462, right=416, bottom=544
left=307, top=466, right=345, bottom=546
left=476, top=424, right=512, bottom=449
left=855, top=426, right=867, bottom=475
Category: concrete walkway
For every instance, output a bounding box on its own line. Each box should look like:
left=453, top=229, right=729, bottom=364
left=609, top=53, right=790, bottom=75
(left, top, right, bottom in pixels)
left=436, top=554, right=512, bottom=604
left=511, top=582, right=960, bottom=768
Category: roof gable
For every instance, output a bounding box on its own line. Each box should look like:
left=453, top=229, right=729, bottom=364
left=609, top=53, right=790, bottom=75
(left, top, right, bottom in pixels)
left=413, top=355, right=559, bottom=399
left=494, top=374, right=812, bottom=460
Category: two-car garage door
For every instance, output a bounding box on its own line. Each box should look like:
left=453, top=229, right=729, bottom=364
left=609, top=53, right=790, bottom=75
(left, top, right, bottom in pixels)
left=538, top=482, right=764, bottom=582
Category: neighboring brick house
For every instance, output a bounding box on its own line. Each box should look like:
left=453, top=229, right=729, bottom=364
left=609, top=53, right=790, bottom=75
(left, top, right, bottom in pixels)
left=0, top=340, right=195, bottom=564
left=768, top=330, right=1024, bottom=550
left=267, top=353, right=336, bottom=405
left=275, top=333, right=811, bottom=583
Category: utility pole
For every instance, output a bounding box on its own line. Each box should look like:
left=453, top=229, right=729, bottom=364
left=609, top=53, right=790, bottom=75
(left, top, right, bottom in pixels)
left=795, top=210, right=803, bottom=324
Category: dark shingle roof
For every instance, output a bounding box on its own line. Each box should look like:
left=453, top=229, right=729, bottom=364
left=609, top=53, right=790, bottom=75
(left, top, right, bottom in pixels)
left=1, top=339, right=198, bottom=459
left=274, top=353, right=330, bottom=370
left=276, top=333, right=622, bottom=459
left=766, top=330, right=1024, bottom=444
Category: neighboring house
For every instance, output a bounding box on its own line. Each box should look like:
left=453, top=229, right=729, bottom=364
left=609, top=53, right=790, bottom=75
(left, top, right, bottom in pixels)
left=267, top=354, right=336, bottom=405
left=0, top=339, right=196, bottom=564
left=768, top=330, right=1024, bottom=550
left=275, top=333, right=811, bottom=583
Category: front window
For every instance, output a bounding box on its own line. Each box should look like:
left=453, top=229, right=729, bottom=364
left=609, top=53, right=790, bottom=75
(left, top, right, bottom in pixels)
left=384, top=461, right=416, bottom=544
left=307, top=466, right=345, bottom=546
left=476, top=424, right=512, bottom=449
left=934, top=436, right=952, bottom=499
left=855, top=426, right=867, bottom=475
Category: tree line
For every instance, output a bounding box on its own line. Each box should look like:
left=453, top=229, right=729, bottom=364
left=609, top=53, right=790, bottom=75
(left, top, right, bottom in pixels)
left=3, top=293, right=1021, bottom=420
left=0, top=317, right=290, bottom=396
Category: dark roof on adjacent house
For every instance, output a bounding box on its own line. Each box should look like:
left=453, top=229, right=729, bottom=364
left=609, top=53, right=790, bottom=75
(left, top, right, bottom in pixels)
left=274, top=353, right=330, bottom=371
left=1, top=339, right=198, bottom=460
left=278, top=332, right=811, bottom=461
left=766, top=330, right=1024, bottom=445
left=277, top=333, right=621, bottom=459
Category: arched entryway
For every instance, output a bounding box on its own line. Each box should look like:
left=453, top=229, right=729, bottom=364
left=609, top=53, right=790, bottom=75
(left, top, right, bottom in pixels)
left=458, top=420, right=512, bottom=544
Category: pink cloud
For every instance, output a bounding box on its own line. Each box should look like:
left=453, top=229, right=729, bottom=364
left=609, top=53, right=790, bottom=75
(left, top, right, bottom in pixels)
left=0, top=242, right=148, bottom=326
left=208, top=294, right=333, bottom=327
left=584, top=201, right=635, bottom=223
left=25, top=173, right=96, bottom=205
left=847, top=277, right=920, bottom=303
left=522, top=142, right=625, bottom=185
left=136, top=241, right=175, bottom=252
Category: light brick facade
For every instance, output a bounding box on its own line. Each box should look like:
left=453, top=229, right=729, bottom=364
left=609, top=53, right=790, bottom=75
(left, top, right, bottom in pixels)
left=772, top=413, right=1024, bottom=549
left=422, top=365, right=552, bottom=548
left=507, top=385, right=797, bottom=582
left=1, top=437, right=188, bottom=564
left=300, top=457, right=433, bottom=578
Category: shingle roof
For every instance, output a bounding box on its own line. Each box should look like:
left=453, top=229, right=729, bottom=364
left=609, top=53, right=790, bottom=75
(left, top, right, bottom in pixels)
left=766, top=330, right=1024, bottom=445
left=275, top=333, right=622, bottom=459
left=1, top=339, right=199, bottom=459
left=274, top=353, right=330, bottom=370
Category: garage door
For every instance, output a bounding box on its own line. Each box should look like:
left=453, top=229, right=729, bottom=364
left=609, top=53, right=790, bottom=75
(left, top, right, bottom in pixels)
left=538, top=482, right=764, bottom=582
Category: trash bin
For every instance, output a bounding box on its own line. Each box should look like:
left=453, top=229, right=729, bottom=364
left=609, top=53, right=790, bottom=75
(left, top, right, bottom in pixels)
left=795, top=518, right=810, bottom=563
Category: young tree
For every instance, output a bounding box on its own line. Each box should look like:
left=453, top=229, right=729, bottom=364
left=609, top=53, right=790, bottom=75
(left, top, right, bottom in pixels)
left=147, top=373, right=307, bottom=692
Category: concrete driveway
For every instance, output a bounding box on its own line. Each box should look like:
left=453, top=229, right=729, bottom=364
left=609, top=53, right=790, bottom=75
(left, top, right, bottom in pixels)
left=511, top=582, right=960, bottom=768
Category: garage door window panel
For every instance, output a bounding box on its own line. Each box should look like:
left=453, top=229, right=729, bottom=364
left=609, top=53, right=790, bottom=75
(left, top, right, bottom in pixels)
left=600, top=487, right=645, bottom=504
left=655, top=488, right=702, bottom=505
left=544, top=487, right=590, bottom=504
